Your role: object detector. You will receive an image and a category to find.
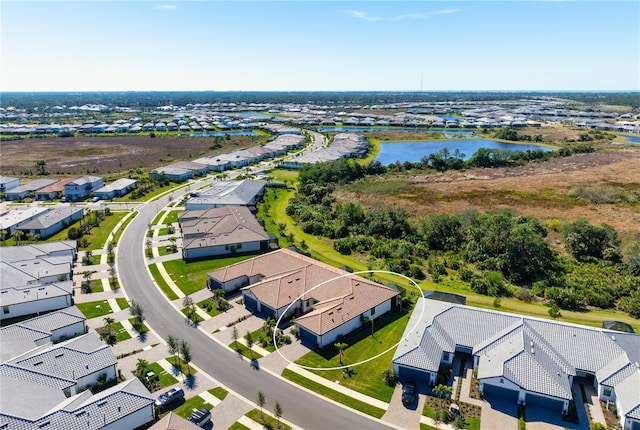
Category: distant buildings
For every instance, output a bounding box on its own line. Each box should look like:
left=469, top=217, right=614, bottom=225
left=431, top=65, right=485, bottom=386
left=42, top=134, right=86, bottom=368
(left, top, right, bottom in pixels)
left=184, top=179, right=266, bottom=211
left=93, top=178, right=137, bottom=200
left=64, top=175, right=104, bottom=202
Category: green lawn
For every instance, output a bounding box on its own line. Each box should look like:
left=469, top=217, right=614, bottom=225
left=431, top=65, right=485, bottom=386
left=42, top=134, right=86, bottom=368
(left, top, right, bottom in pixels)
left=249, top=329, right=277, bottom=353
left=197, top=299, right=224, bottom=317
left=147, top=362, right=179, bottom=388
left=116, top=297, right=130, bottom=309
left=111, top=322, right=132, bottom=342
left=229, top=341, right=263, bottom=360
left=158, top=228, right=169, bottom=236
left=228, top=423, right=251, bottom=430
left=89, top=280, right=104, bottom=293
left=84, top=212, right=128, bottom=251
left=181, top=307, right=205, bottom=323
left=166, top=355, right=197, bottom=376
left=169, top=395, right=213, bottom=420
left=163, top=210, right=180, bottom=224
left=148, top=263, right=179, bottom=300
left=110, top=211, right=136, bottom=244
left=281, top=369, right=385, bottom=418
left=208, top=387, right=228, bottom=401
left=127, top=183, right=186, bottom=202
left=158, top=245, right=178, bottom=256
left=128, top=318, right=149, bottom=334
left=420, top=424, right=439, bottom=430
left=163, top=255, right=256, bottom=296
left=246, top=409, right=291, bottom=430
left=294, top=309, right=412, bottom=402
left=76, top=300, right=113, bottom=319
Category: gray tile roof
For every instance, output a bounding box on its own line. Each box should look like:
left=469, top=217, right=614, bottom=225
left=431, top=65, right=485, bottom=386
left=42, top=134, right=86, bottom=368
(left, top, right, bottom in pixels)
left=192, top=179, right=265, bottom=206
left=17, top=207, right=84, bottom=230
left=0, top=281, right=73, bottom=306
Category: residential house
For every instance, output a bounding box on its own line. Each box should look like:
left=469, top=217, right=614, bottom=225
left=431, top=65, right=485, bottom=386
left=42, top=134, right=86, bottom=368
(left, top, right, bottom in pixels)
left=63, top=176, right=104, bottom=202
left=0, top=207, right=49, bottom=234
left=151, top=161, right=208, bottom=182
left=0, top=331, right=154, bottom=430
left=185, top=179, right=265, bottom=211
left=0, top=281, right=74, bottom=321
left=35, top=178, right=74, bottom=201
left=93, top=178, right=137, bottom=200
left=18, top=206, right=84, bottom=239
left=392, top=298, right=640, bottom=429
left=5, top=178, right=58, bottom=201
left=208, top=248, right=399, bottom=347
left=0, top=176, right=20, bottom=193
left=179, top=206, right=270, bottom=260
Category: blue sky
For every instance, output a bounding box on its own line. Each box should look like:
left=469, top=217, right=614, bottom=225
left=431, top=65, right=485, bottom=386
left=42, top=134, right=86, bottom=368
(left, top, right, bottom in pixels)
left=1, top=1, right=638, bottom=92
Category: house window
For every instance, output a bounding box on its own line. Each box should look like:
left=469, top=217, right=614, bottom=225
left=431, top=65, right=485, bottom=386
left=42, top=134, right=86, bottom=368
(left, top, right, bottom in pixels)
left=443, top=352, right=450, bottom=361
left=603, top=387, right=612, bottom=397
left=370, top=306, right=375, bottom=316
left=2, top=306, right=9, bottom=314
left=237, top=243, right=242, bottom=249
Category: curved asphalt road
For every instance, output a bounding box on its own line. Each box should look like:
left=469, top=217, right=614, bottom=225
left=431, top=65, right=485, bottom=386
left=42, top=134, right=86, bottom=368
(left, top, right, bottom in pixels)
left=118, top=144, right=394, bottom=430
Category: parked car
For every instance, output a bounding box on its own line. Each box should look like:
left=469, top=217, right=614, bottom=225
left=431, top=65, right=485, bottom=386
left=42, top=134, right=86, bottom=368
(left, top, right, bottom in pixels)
left=402, top=381, right=417, bottom=405
left=188, top=407, right=212, bottom=427
left=91, top=196, right=100, bottom=202
left=154, top=387, right=184, bottom=407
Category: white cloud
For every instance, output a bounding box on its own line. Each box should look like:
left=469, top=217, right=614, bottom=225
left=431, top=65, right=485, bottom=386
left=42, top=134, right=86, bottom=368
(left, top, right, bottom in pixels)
left=154, top=4, right=177, bottom=11
left=343, top=8, right=459, bottom=22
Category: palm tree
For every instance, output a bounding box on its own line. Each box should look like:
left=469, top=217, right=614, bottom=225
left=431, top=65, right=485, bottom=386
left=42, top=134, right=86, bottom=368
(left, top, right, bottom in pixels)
left=263, top=317, right=276, bottom=339
left=433, top=384, right=453, bottom=408
left=135, top=358, right=150, bottom=378
left=334, top=342, right=348, bottom=365
left=102, top=316, right=116, bottom=343
left=12, top=230, right=24, bottom=246
left=82, top=270, right=92, bottom=293
left=167, top=335, right=179, bottom=370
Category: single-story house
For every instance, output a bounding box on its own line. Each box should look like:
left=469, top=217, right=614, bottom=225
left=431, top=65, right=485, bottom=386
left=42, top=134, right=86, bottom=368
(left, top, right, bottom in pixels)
left=18, top=206, right=84, bottom=239
left=193, top=156, right=232, bottom=172
left=93, top=178, right=137, bottom=200
left=208, top=248, right=399, bottom=348
left=0, top=207, right=49, bottom=234
left=0, top=281, right=74, bottom=321
left=185, top=179, right=265, bottom=210
left=0, top=176, right=20, bottom=193
left=35, top=178, right=75, bottom=201
left=4, top=178, right=58, bottom=201
left=63, top=176, right=104, bottom=202
left=392, top=298, right=640, bottom=429
left=179, top=206, right=269, bottom=260
left=151, top=161, right=208, bottom=182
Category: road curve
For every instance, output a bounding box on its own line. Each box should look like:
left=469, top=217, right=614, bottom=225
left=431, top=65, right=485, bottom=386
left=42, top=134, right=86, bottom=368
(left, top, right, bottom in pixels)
left=117, top=183, right=394, bottom=429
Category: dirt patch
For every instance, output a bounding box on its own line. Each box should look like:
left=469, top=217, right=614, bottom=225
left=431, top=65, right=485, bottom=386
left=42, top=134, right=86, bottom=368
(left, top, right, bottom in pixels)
left=342, top=150, right=640, bottom=236
left=0, top=134, right=267, bottom=177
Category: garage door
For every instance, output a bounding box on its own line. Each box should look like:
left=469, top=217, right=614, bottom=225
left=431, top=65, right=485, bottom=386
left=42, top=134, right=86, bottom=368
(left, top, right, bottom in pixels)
left=526, top=393, right=564, bottom=412
left=244, top=296, right=257, bottom=312
left=398, top=365, right=430, bottom=384
left=298, top=327, right=317, bottom=348
left=483, top=383, right=519, bottom=402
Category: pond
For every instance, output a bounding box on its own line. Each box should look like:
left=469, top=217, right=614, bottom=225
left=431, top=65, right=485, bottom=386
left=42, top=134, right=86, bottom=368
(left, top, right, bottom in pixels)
left=621, top=135, right=640, bottom=143
left=187, top=131, right=258, bottom=137
left=375, top=139, right=553, bottom=165
left=317, top=126, right=476, bottom=138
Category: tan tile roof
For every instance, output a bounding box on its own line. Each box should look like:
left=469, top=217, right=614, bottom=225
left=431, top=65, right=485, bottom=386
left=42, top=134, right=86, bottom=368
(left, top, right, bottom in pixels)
left=181, top=206, right=268, bottom=249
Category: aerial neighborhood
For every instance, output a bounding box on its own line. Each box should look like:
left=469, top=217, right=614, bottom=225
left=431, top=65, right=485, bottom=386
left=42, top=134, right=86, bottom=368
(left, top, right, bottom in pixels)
left=1, top=92, right=639, bottom=430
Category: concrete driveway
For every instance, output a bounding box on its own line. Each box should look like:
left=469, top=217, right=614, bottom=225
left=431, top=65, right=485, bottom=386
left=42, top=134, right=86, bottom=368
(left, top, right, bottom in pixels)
left=481, top=395, right=518, bottom=430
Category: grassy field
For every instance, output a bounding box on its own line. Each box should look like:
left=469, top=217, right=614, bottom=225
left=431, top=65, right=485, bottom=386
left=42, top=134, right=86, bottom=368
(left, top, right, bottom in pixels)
left=281, top=369, right=386, bottom=418
left=294, top=308, right=411, bottom=402
left=148, top=263, right=179, bottom=300
left=115, top=297, right=130, bottom=309
left=147, top=362, right=178, bottom=387
left=208, top=386, right=229, bottom=401
left=163, top=254, right=256, bottom=296
left=44, top=211, right=127, bottom=250
left=228, top=422, right=251, bottom=430
left=111, top=321, right=132, bottom=342
left=76, top=300, right=113, bottom=319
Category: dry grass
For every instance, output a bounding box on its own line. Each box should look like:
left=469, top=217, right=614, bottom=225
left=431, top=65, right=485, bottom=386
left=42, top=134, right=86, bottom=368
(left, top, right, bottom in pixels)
left=341, top=150, right=640, bottom=238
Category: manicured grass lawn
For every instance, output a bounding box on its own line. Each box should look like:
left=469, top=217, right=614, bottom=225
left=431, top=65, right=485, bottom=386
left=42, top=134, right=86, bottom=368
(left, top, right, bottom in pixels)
left=84, top=212, right=128, bottom=251
left=147, top=362, right=178, bottom=388
left=116, top=297, right=130, bottom=309
left=152, top=211, right=166, bottom=226
left=158, top=228, right=169, bottom=236
left=208, top=386, right=228, bottom=401
left=249, top=329, right=276, bottom=353
left=128, top=318, right=149, bottom=334
left=229, top=341, right=263, bottom=360
left=76, top=300, right=113, bottom=319
left=294, top=308, right=412, bottom=402
left=112, top=322, right=132, bottom=342
left=163, top=255, right=256, bottom=296
left=181, top=307, right=204, bottom=323
left=228, top=423, right=251, bottom=430
left=89, top=281, right=104, bottom=293
left=110, top=211, right=136, bottom=244
left=420, top=424, right=439, bottom=430
left=197, top=299, right=224, bottom=317
left=127, top=183, right=185, bottom=203
left=163, top=210, right=180, bottom=224
left=246, top=409, right=291, bottom=430
left=170, top=395, right=213, bottom=420
left=166, top=355, right=197, bottom=376
left=148, top=263, right=179, bottom=300
left=466, top=417, right=481, bottom=430
left=158, top=245, right=178, bottom=256
left=281, top=369, right=385, bottom=419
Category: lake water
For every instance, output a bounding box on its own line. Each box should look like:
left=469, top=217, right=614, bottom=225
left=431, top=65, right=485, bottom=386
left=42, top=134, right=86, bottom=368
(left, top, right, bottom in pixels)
left=317, top=126, right=475, bottom=139
left=623, top=135, right=640, bottom=143
left=188, top=131, right=258, bottom=137
left=375, top=139, right=553, bottom=165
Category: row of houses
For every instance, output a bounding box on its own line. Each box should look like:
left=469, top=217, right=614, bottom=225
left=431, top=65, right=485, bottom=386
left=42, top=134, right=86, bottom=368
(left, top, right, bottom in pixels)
left=0, top=307, right=155, bottom=429
left=207, top=248, right=401, bottom=349
left=0, top=241, right=77, bottom=321
left=152, top=133, right=305, bottom=182
left=0, top=175, right=137, bottom=202
left=392, top=298, right=640, bottom=430
left=279, top=133, right=369, bottom=168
